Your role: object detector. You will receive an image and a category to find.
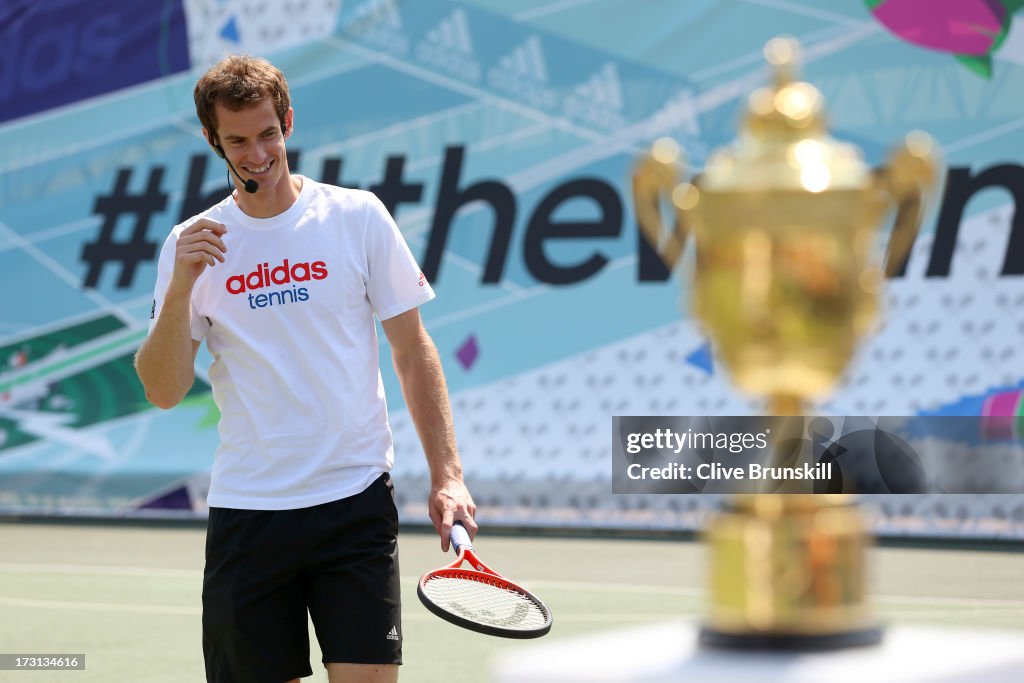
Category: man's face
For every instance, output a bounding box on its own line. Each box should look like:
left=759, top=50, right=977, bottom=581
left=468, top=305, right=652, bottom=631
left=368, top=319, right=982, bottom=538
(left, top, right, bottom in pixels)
left=208, top=98, right=292, bottom=193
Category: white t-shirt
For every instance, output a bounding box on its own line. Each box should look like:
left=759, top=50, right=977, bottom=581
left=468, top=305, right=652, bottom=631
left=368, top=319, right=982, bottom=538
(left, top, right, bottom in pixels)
left=149, top=176, right=434, bottom=509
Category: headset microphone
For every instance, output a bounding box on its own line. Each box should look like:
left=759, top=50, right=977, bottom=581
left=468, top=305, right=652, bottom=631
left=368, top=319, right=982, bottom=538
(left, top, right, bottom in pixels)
left=213, top=144, right=259, bottom=194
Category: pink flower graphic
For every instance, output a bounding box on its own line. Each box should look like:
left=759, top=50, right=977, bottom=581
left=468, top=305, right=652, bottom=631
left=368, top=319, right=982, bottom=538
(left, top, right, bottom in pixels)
left=867, top=0, right=1024, bottom=77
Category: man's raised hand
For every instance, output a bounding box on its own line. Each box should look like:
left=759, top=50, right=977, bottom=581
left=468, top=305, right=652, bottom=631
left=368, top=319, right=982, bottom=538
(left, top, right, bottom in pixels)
left=171, top=219, right=228, bottom=291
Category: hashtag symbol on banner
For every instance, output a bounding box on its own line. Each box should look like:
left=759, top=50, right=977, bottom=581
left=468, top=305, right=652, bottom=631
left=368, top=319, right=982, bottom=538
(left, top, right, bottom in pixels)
left=81, top=167, right=167, bottom=289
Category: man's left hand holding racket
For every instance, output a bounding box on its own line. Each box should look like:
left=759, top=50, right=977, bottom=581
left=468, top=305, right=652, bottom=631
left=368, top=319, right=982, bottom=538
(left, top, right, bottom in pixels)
left=429, top=474, right=477, bottom=552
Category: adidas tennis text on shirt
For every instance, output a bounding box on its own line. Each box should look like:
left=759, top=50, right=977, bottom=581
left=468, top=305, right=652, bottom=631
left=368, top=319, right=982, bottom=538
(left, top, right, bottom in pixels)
left=149, top=177, right=435, bottom=509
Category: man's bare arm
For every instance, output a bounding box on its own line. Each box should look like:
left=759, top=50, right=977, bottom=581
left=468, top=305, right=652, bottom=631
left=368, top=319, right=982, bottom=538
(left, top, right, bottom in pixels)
left=382, top=308, right=476, bottom=551
left=136, top=313, right=201, bottom=409
left=136, top=219, right=227, bottom=409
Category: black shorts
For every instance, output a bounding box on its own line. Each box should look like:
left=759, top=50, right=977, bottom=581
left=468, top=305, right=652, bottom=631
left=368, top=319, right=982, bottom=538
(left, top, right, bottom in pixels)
left=202, top=473, right=402, bottom=683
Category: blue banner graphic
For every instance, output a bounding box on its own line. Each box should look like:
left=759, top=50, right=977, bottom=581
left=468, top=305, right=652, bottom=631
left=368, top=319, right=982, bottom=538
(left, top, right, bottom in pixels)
left=1, top=0, right=1023, bottom=538
left=0, top=0, right=189, bottom=124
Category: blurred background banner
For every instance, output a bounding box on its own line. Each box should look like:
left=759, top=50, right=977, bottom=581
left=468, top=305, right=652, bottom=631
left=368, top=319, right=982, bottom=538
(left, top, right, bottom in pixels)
left=2, top=0, right=1023, bottom=537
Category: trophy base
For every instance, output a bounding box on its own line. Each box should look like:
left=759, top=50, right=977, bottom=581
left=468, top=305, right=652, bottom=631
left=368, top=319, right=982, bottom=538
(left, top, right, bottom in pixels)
left=698, top=624, right=884, bottom=651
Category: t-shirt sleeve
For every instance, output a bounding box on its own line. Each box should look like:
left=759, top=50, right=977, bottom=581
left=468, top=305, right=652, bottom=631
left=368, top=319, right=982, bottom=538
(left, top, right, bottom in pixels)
left=363, top=193, right=436, bottom=320
left=149, top=229, right=210, bottom=341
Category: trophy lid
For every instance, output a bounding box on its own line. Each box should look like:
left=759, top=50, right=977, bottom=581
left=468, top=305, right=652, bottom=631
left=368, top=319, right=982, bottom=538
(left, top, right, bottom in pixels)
left=700, top=37, right=870, bottom=194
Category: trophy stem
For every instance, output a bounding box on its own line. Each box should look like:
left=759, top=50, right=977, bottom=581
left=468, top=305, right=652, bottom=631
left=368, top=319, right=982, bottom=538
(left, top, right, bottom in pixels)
left=768, top=394, right=803, bottom=416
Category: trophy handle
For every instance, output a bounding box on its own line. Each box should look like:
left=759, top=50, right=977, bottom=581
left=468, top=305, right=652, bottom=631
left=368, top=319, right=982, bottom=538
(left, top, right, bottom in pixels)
left=879, top=131, right=940, bottom=277
left=632, top=138, right=695, bottom=271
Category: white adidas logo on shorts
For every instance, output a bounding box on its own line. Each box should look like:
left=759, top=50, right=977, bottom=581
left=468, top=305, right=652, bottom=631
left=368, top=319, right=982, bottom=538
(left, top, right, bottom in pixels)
left=387, top=626, right=400, bottom=641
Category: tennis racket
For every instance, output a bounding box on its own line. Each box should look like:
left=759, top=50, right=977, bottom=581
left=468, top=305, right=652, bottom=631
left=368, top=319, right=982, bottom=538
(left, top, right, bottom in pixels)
left=417, top=522, right=553, bottom=639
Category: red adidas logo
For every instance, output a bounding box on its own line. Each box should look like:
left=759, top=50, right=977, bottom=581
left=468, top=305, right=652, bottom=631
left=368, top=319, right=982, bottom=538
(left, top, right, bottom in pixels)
left=226, top=259, right=329, bottom=294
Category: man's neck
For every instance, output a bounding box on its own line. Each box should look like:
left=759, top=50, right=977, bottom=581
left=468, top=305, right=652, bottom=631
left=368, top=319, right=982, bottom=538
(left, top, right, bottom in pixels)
left=234, top=173, right=302, bottom=219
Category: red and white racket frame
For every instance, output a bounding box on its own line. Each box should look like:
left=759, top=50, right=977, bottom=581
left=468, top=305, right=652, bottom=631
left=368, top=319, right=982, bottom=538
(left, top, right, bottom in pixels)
left=416, top=522, right=553, bottom=638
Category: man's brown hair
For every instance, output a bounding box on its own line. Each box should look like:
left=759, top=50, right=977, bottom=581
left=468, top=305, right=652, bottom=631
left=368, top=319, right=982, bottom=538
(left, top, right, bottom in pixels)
left=193, top=55, right=290, bottom=144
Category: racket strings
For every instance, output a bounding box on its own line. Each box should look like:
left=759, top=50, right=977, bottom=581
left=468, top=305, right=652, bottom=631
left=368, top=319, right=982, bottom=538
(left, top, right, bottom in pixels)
left=421, top=574, right=549, bottom=630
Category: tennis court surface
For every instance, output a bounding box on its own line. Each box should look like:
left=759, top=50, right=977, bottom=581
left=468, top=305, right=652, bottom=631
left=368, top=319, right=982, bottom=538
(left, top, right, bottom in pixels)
left=1, top=521, right=1022, bottom=682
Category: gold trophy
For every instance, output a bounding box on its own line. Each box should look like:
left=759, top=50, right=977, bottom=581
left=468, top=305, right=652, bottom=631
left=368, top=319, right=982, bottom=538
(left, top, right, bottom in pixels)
left=633, top=37, right=939, bottom=649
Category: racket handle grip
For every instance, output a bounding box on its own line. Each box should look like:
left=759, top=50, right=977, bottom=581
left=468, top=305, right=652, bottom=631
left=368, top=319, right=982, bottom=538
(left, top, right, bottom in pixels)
left=450, top=521, right=473, bottom=553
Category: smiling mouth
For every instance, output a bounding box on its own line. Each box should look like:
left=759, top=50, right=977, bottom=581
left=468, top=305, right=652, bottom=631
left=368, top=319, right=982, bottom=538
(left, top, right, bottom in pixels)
left=242, top=159, right=274, bottom=175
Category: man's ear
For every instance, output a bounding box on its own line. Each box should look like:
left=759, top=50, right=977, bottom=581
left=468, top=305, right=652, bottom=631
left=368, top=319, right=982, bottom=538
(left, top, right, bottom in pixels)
left=202, top=128, right=224, bottom=158
left=282, top=107, right=294, bottom=139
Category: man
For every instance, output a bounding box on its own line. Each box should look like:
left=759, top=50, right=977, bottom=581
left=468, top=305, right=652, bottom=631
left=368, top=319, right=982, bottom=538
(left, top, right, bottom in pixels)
left=135, top=55, right=476, bottom=683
